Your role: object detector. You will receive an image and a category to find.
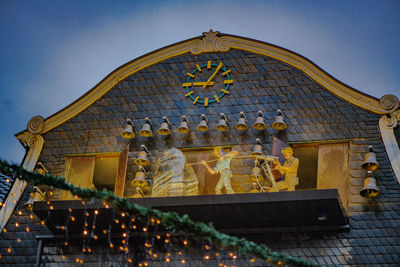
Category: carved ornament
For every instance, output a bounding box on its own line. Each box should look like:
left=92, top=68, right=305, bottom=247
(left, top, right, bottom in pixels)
left=189, top=30, right=231, bottom=55
left=379, top=94, right=399, bottom=114
left=27, top=115, right=45, bottom=134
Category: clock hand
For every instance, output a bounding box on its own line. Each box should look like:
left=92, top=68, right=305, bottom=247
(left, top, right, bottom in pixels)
left=203, top=62, right=223, bottom=88
left=192, top=81, right=214, bottom=86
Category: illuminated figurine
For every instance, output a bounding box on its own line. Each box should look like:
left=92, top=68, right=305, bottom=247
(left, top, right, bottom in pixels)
left=201, top=146, right=239, bottom=194
left=274, top=147, right=299, bottom=191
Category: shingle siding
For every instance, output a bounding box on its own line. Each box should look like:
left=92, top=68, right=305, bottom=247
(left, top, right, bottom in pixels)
left=1, top=49, right=399, bottom=266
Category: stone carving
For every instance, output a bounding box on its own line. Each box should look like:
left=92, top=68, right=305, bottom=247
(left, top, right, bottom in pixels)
left=190, top=30, right=231, bottom=55
left=27, top=115, right=45, bottom=134
left=380, top=94, right=399, bottom=114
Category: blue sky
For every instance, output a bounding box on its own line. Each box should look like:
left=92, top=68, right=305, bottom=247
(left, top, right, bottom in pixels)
left=0, top=0, right=399, bottom=163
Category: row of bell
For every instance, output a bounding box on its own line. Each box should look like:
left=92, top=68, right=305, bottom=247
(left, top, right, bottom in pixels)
left=121, top=110, right=287, bottom=139
left=359, top=146, right=380, bottom=199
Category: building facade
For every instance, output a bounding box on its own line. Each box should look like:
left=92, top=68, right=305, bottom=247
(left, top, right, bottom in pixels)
left=1, top=30, right=400, bottom=266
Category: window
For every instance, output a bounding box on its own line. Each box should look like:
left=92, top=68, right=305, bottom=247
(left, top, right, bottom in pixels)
left=293, top=142, right=349, bottom=210
left=62, top=147, right=128, bottom=200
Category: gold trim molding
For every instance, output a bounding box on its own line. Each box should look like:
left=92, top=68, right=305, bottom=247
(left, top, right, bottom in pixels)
left=0, top=132, right=44, bottom=231
left=15, top=30, right=392, bottom=140
left=379, top=113, right=400, bottom=184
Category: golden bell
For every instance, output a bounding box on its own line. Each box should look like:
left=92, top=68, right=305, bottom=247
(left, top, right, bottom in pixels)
left=248, top=166, right=264, bottom=183
left=157, top=116, right=171, bottom=135
left=139, top=118, right=153, bottom=137
left=197, top=114, right=209, bottom=132
left=23, top=186, right=45, bottom=211
left=272, top=109, right=286, bottom=131
left=120, top=119, right=135, bottom=139
left=134, top=145, right=150, bottom=166
left=178, top=115, right=190, bottom=133
left=361, top=146, right=380, bottom=172
left=360, top=171, right=380, bottom=198
left=253, top=110, right=267, bottom=130
left=216, top=113, right=228, bottom=131
left=131, top=166, right=148, bottom=188
left=34, top=162, right=48, bottom=175
left=235, top=111, right=248, bottom=130
left=251, top=138, right=264, bottom=156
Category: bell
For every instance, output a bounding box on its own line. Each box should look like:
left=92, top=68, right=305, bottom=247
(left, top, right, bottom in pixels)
left=120, top=119, right=135, bottom=139
left=361, top=146, right=380, bottom=172
left=23, top=186, right=45, bottom=211
left=34, top=162, right=48, bottom=175
left=360, top=171, right=380, bottom=198
left=178, top=115, right=190, bottom=133
left=248, top=166, right=264, bottom=183
left=235, top=111, right=248, bottom=130
left=131, top=166, right=148, bottom=188
left=216, top=113, right=228, bottom=131
left=253, top=110, right=267, bottom=130
left=157, top=116, right=171, bottom=135
left=251, top=138, right=264, bottom=156
left=197, top=114, right=209, bottom=132
left=134, top=145, right=150, bottom=166
left=139, top=118, right=153, bottom=137
left=272, top=109, right=286, bottom=130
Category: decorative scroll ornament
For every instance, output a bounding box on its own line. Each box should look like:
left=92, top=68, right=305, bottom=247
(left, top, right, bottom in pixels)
left=27, top=134, right=42, bottom=148
left=379, top=94, right=399, bottom=114
left=27, top=115, right=45, bottom=134
left=190, top=30, right=231, bottom=55
left=381, top=110, right=400, bottom=129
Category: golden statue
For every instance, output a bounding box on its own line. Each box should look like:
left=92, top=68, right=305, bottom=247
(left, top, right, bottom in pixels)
left=274, top=147, right=299, bottom=191
left=201, top=146, right=238, bottom=194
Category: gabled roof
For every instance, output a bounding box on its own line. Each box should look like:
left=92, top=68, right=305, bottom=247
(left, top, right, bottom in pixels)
left=14, top=30, right=397, bottom=141
left=2, top=30, right=399, bottom=233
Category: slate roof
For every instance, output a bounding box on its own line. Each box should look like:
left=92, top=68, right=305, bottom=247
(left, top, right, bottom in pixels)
left=0, top=173, right=14, bottom=205
left=1, top=48, right=399, bottom=266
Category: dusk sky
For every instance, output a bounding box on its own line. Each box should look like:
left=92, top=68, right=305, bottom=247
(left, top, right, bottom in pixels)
left=1, top=0, right=399, bottom=163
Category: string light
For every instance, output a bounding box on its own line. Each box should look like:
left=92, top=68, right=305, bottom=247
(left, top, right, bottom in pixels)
left=0, top=160, right=320, bottom=267
left=18, top=210, right=22, bottom=216
left=25, top=227, right=30, bottom=232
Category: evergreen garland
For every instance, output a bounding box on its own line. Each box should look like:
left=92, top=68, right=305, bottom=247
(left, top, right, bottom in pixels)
left=0, top=159, right=323, bottom=267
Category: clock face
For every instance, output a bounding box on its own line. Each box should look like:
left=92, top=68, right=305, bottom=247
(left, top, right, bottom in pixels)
left=182, top=60, right=233, bottom=106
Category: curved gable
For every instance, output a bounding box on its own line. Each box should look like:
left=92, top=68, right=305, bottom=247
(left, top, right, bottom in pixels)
left=15, top=30, right=392, bottom=140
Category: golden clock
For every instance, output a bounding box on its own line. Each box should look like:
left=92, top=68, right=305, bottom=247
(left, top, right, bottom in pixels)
left=182, top=60, right=233, bottom=106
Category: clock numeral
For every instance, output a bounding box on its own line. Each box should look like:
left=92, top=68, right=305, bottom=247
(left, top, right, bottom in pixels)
left=193, top=96, right=199, bottom=104
left=224, top=80, right=233, bottom=84
left=187, top=73, right=195, bottom=78
left=207, top=61, right=212, bottom=69
left=185, top=91, right=194, bottom=97
left=182, top=83, right=192, bottom=87
left=204, top=98, right=209, bottom=107
left=222, top=70, right=231, bottom=76
left=221, top=89, right=230, bottom=94
left=214, top=95, right=220, bottom=103
left=196, top=64, right=202, bottom=72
